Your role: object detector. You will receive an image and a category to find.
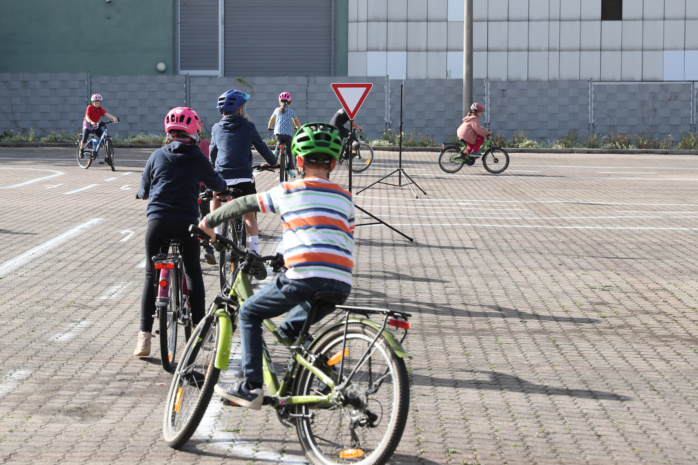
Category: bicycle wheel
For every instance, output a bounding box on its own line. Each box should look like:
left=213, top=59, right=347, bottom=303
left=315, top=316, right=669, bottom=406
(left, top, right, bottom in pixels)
left=277, top=147, right=288, bottom=183
left=104, top=138, right=115, bottom=171
left=482, top=147, right=510, bottom=174
left=294, top=324, right=410, bottom=465
left=159, top=268, right=191, bottom=373
left=219, top=220, right=241, bottom=293
left=162, top=314, right=221, bottom=449
left=350, top=142, right=374, bottom=173
left=438, top=146, right=465, bottom=173
left=76, top=140, right=92, bottom=169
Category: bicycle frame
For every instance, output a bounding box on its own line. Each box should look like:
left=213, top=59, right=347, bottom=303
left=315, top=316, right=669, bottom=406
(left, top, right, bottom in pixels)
left=210, top=263, right=412, bottom=409
left=86, top=126, right=110, bottom=156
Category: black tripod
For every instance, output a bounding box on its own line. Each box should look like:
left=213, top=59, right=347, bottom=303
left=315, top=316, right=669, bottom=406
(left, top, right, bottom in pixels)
left=355, top=83, right=426, bottom=199
left=344, top=120, right=413, bottom=242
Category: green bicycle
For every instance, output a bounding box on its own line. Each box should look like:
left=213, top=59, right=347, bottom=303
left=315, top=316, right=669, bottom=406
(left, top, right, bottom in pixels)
left=163, top=225, right=412, bottom=465
left=438, top=135, right=510, bottom=174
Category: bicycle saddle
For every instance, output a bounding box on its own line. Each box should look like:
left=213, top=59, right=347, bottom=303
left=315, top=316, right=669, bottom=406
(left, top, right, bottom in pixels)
left=309, top=290, right=348, bottom=309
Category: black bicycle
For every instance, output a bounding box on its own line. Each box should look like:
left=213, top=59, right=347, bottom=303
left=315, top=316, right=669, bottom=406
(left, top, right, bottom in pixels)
left=438, top=135, right=510, bottom=174
left=152, top=239, right=193, bottom=373
left=76, top=121, right=117, bottom=171
left=339, top=128, right=374, bottom=173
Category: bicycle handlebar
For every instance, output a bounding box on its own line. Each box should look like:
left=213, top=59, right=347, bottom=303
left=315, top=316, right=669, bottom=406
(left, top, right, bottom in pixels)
left=189, top=224, right=285, bottom=272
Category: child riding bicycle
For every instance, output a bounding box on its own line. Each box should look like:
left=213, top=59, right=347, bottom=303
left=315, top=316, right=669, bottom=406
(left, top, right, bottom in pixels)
left=268, top=91, right=301, bottom=177
left=134, top=107, right=227, bottom=357
left=79, top=93, right=119, bottom=154
left=209, top=89, right=278, bottom=256
left=198, top=122, right=355, bottom=409
left=457, top=102, right=491, bottom=157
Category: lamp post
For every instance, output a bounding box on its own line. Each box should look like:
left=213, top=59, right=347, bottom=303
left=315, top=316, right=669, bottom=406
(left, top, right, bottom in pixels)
left=463, top=0, right=473, bottom=114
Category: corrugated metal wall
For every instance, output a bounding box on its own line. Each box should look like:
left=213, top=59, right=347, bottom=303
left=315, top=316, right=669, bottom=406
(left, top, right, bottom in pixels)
left=179, top=0, right=219, bottom=72
left=223, top=0, right=332, bottom=76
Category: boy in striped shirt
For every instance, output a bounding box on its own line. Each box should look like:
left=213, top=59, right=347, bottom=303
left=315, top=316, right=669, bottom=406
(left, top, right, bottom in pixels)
left=198, top=122, right=355, bottom=409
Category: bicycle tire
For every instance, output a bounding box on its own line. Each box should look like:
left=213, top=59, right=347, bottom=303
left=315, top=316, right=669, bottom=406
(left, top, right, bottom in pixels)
left=76, top=140, right=92, bottom=169
left=277, top=146, right=288, bottom=183
left=294, top=324, right=410, bottom=465
left=162, top=314, right=221, bottom=449
left=159, top=267, right=190, bottom=373
left=350, top=142, right=374, bottom=173
left=158, top=268, right=175, bottom=372
left=482, top=147, right=510, bottom=174
left=104, top=138, right=115, bottom=171
left=438, top=146, right=465, bottom=173
left=219, top=220, right=245, bottom=293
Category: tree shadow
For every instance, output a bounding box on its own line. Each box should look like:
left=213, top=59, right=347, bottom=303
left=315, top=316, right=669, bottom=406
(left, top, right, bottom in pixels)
left=0, top=229, right=36, bottom=235
left=412, top=370, right=631, bottom=402
left=389, top=301, right=600, bottom=324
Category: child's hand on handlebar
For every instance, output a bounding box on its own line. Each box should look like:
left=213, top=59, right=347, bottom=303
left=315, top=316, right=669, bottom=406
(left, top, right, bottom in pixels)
left=197, top=218, right=216, bottom=242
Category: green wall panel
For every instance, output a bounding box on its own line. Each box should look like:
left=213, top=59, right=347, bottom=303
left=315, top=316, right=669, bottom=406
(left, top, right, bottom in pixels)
left=0, top=0, right=174, bottom=75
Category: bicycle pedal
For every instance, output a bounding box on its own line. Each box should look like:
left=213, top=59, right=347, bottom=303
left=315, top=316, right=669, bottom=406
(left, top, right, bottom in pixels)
left=221, top=398, right=242, bottom=407
left=263, top=395, right=274, bottom=406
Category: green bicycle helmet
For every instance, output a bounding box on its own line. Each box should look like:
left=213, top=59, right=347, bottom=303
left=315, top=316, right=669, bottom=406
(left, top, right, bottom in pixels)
left=291, top=122, right=343, bottom=161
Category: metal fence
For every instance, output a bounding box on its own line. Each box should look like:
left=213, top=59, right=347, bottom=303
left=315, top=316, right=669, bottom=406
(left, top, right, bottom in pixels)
left=1, top=72, right=696, bottom=143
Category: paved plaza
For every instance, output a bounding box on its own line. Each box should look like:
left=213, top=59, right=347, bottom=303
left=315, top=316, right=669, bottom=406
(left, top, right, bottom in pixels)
left=0, top=146, right=697, bottom=464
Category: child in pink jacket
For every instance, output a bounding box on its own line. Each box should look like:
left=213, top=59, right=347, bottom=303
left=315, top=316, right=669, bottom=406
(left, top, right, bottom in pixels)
left=456, top=102, right=491, bottom=156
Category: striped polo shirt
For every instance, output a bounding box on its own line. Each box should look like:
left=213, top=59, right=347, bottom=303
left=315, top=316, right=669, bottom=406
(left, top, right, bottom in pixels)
left=257, top=177, right=355, bottom=285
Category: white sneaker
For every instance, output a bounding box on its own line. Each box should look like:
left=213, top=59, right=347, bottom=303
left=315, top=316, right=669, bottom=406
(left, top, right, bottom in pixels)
left=133, top=331, right=151, bottom=357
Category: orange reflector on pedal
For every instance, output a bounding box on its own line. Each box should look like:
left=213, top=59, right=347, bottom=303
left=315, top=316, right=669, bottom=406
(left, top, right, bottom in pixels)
left=339, top=449, right=364, bottom=459
left=388, top=318, right=411, bottom=330
left=159, top=279, right=168, bottom=288
left=154, top=263, right=175, bottom=269
left=327, top=349, right=349, bottom=367
left=174, top=388, right=183, bottom=412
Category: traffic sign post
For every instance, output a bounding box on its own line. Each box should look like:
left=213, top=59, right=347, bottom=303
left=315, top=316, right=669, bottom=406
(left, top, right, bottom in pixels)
left=331, top=83, right=413, bottom=242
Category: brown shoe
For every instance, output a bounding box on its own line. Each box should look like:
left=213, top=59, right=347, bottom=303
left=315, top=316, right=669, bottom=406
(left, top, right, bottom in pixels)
left=133, top=331, right=152, bottom=357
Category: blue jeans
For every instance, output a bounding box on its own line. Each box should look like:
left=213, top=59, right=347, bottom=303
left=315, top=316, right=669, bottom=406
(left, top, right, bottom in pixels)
left=239, top=273, right=351, bottom=384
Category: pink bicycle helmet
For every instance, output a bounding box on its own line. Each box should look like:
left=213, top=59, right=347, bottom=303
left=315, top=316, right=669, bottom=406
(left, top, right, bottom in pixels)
left=279, top=91, right=292, bottom=103
left=164, top=107, right=201, bottom=139
left=91, top=93, right=103, bottom=102
left=470, top=102, right=484, bottom=112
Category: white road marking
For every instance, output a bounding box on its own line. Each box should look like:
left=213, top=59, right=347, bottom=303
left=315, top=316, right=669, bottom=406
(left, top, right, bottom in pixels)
left=0, top=218, right=103, bottom=278
left=63, top=184, right=99, bottom=195
left=104, top=177, right=117, bottom=181
left=0, top=369, right=32, bottom=399
left=121, top=172, right=134, bottom=176
left=45, top=184, right=64, bottom=189
left=51, top=321, right=91, bottom=342
left=358, top=196, right=698, bottom=208
left=100, top=282, right=132, bottom=300
left=137, top=259, right=146, bottom=268
left=0, top=168, right=64, bottom=188
left=120, top=185, right=132, bottom=190
left=119, top=230, right=136, bottom=242
left=194, top=342, right=307, bottom=464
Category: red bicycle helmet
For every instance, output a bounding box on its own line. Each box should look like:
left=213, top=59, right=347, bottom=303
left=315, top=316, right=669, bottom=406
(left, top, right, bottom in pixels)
left=279, top=91, right=292, bottom=103
left=164, top=107, right=201, bottom=140
left=470, top=102, right=484, bottom=113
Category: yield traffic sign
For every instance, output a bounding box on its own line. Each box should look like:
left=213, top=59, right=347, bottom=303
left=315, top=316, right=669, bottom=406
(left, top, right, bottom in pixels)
left=331, top=83, right=373, bottom=120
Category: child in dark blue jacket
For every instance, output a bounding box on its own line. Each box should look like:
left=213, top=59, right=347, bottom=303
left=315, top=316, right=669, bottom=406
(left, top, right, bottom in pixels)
left=134, top=107, right=227, bottom=357
left=209, top=90, right=277, bottom=256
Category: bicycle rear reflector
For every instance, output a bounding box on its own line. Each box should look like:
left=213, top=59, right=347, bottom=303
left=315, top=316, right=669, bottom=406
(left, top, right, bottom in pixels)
left=388, top=318, right=411, bottom=330
left=327, top=349, right=349, bottom=367
left=339, top=449, right=365, bottom=459
left=155, top=262, right=175, bottom=269
left=159, top=279, right=169, bottom=288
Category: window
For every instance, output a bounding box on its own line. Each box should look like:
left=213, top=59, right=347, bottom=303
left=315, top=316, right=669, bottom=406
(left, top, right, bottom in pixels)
left=602, top=0, right=623, bottom=21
